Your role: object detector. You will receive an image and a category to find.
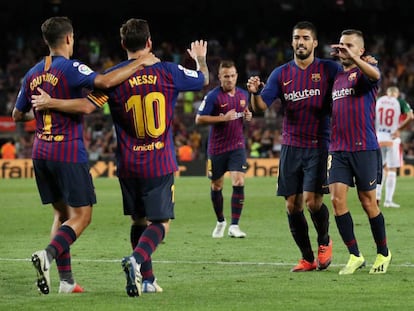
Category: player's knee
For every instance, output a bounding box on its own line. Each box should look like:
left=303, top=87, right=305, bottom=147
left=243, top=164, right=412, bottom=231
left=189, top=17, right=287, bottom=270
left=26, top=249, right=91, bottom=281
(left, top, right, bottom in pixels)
left=151, top=219, right=170, bottom=235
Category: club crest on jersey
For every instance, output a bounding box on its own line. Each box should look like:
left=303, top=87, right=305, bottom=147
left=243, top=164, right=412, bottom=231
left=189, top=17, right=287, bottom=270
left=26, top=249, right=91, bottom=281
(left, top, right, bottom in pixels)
left=240, top=100, right=246, bottom=108
left=311, top=73, right=321, bottom=82
left=348, top=72, right=357, bottom=81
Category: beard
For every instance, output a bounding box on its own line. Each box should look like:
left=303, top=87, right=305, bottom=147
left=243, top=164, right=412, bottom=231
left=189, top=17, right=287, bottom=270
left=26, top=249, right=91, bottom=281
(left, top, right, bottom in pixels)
left=340, top=57, right=353, bottom=68
left=295, top=49, right=312, bottom=60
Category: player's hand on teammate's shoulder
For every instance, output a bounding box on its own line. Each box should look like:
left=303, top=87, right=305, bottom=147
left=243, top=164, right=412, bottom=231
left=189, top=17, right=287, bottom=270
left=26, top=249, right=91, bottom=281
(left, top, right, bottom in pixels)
left=361, top=54, right=378, bottom=65
left=138, top=52, right=160, bottom=67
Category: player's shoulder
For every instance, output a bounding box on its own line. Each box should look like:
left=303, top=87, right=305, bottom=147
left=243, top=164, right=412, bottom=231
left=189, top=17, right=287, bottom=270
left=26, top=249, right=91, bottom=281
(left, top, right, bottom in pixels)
left=160, top=61, right=201, bottom=77
left=317, top=57, right=341, bottom=69
left=268, top=61, right=292, bottom=79
left=103, top=59, right=130, bottom=74
left=236, top=86, right=249, bottom=97
left=54, top=58, right=96, bottom=76
left=205, top=86, right=221, bottom=97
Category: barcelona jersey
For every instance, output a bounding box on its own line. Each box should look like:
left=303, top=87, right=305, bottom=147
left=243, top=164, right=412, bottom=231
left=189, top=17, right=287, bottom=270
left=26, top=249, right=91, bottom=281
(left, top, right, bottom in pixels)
left=261, top=58, right=341, bottom=149
left=87, top=61, right=205, bottom=178
left=197, top=86, right=249, bottom=156
left=330, top=66, right=380, bottom=152
left=15, top=56, right=97, bottom=163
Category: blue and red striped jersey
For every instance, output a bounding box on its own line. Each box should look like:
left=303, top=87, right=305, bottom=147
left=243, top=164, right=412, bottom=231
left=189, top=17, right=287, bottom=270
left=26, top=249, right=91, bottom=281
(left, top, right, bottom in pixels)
left=15, top=56, right=97, bottom=163
left=330, top=66, right=380, bottom=152
left=197, top=86, right=249, bottom=155
left=261, top=58, right=341, bottom=149
left=87, top=61, right=205, bottom=178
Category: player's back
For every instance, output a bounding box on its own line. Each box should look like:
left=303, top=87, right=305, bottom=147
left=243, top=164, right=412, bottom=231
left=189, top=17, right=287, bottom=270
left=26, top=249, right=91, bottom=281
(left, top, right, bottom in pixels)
left=95, top=61, right=205, bottom=178
left=16, top=56, right=97, bottom=162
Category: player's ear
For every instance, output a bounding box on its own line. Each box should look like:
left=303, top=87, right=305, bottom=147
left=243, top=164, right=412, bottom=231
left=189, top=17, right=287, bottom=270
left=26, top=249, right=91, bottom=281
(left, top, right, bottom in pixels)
left=147, top=37, right=152, bottom=49
left=66, top=33, right=73, bottom=45
left=121, top=40, right=127, bottom=50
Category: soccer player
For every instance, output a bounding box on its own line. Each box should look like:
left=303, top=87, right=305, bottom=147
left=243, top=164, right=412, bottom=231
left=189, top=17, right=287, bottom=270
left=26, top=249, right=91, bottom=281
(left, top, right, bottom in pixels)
left=31, top=18, right=209, bottom=297
left=12, top=16, right=156, bottom=295
left=329, top=29, right=392, bottom=274
left=375, top=86, right=413, bottom=208
left=246, top=21, right=338, bottom=271
left=195, top=60, right=252, bottom=238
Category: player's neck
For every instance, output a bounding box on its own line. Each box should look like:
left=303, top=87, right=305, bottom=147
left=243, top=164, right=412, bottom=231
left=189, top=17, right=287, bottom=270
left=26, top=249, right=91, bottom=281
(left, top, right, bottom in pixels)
left=342, top=63, right=357, bottom=72
left=222, top=86, right=236, bottom=95
left=49, top=48, right=69, bottom=59
left=128, top=48, right=150, bottom=61
left=294, top=56, right=314, bottom=69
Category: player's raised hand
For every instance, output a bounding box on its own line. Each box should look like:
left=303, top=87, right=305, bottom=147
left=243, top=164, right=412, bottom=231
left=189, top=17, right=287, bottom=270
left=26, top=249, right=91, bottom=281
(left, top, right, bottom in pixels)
left=187, top=40, right=209, bottom=85
left=246, top=76, right=263, bottom=94
left=187, top=40, right=207, bottom=59
left=331, top=43, right=357, bottom=60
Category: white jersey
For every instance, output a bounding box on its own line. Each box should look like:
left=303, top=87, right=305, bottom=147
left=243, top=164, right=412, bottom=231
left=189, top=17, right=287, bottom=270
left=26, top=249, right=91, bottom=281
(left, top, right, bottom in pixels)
left=375, top=95, right=402, bottom=142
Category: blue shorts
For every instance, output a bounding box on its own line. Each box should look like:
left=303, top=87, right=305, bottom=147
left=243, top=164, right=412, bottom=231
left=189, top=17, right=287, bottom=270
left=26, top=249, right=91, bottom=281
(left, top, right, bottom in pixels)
left=207, top=149, right=248, bottom=180
left=33, top=159, right=96, bottom=207
left=327, top=150, right=383, bottom=191
left=277, top=145, right=329, bottom=197
left=118, top=173, right=175, bottom=221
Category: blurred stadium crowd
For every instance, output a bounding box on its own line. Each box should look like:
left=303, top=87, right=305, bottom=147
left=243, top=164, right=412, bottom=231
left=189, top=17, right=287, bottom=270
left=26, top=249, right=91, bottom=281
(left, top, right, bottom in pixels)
left=1, top=0, right=414, bottom=163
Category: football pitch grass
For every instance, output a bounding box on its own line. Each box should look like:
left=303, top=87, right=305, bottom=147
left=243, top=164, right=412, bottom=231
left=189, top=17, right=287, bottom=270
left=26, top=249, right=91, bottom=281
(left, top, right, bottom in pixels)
left=1, top=176, right=413, bottom=310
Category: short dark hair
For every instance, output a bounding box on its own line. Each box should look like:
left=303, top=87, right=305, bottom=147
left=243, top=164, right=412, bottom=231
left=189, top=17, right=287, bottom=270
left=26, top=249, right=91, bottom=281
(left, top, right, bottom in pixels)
left=293, top=21, right=317, bottom=39
left=341, top=29, right=363, bottom=37
left=120, top=18, right=150, bottom=52
left=341, top=29, right=364, bottom=46
left=218, top=60, right=236, bottom=71
left=41, top=16, right=73, bottom=48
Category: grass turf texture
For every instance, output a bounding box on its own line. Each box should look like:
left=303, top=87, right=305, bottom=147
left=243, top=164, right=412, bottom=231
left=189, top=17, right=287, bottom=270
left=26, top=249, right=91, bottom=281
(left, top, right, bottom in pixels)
left=1, top=177, right=413, bottom=310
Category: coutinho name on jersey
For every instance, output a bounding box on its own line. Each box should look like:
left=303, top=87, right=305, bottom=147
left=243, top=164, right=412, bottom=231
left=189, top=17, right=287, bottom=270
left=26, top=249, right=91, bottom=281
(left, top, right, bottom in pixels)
left=30, top=73, right=59, bottom=90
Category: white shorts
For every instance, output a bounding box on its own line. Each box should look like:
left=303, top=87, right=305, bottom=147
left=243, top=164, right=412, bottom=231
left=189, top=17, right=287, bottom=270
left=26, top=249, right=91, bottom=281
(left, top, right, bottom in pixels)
left=380, top=138, right=402, bottom=168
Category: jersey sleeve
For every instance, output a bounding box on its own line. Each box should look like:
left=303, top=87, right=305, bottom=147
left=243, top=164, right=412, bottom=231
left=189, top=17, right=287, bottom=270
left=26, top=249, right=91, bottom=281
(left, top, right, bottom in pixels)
left=260, top=67, right=282, bottom=107
left=197, top=89, right=216, bottom=116
left=66, top=59, right=98, bottom=91
left=399, top=98, right=412, bottom=114
left=167, top=63, right=205, bottom=92
left=87, top=90, right=108, bottom=109
left=15, top=77, right=31, bottom=113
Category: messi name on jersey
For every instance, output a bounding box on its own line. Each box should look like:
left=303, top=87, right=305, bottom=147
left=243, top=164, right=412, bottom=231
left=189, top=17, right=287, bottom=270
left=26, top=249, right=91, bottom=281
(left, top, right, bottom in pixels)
left=128, top=74, right=158, bottom=87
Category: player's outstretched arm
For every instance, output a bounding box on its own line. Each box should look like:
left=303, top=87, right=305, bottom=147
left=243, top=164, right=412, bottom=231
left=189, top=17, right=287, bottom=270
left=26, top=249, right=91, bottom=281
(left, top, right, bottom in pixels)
left=32, top=87, right=96, bottom=114
left=187, top=40, right=209, bottom=86
left=94, top=53, right=160, bottom=89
